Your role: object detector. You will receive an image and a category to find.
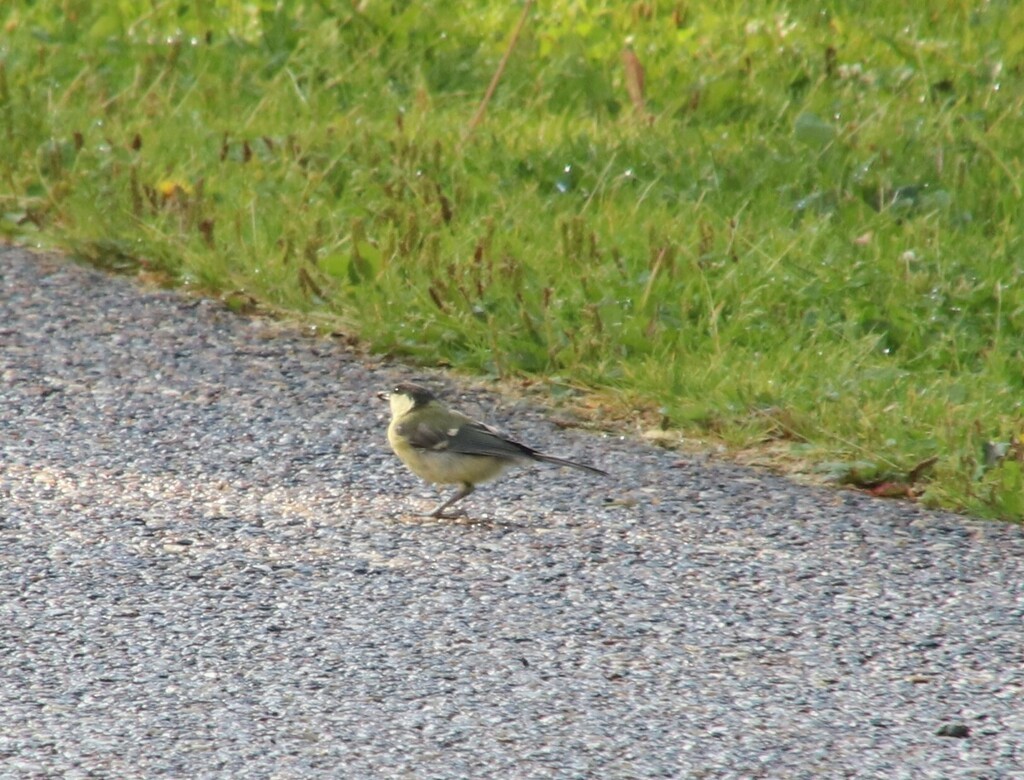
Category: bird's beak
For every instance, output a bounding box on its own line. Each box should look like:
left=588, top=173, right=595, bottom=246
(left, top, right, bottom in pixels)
left=376, top=391, right=390, bottom=402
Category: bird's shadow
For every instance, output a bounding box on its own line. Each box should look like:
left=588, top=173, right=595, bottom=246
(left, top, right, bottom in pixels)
left=388, top=508, right=532, bottom=530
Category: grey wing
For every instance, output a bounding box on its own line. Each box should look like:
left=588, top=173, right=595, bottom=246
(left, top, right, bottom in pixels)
left=396, top=417, right=456, bottom=451
left=396, top=415, right=532, bottom=460
left=445, top=420, right=537, bottom=461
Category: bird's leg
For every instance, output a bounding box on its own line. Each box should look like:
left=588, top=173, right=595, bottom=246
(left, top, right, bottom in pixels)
left=428, top=483, right=474, bottom=518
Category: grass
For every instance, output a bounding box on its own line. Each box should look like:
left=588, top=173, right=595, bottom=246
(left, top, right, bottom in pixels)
left=2, top=0, right=1023, bottom=520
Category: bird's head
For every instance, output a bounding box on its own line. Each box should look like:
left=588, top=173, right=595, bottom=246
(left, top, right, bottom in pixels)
left=378, top=382, right=439, bottom=417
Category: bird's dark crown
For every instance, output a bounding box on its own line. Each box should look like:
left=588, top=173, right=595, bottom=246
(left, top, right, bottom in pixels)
left=392, top=382, right=438, bottom=408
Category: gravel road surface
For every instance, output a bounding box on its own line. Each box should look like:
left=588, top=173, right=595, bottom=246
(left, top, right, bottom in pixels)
left=1, top=246, right=1022, bottom=778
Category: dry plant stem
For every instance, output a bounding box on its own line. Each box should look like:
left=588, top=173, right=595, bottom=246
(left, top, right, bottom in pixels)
left=462, top=0, right=535, bottom=146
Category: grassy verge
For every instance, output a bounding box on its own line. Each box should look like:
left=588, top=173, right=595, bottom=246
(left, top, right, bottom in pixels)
left=2, top=1, right=1022, bottom=520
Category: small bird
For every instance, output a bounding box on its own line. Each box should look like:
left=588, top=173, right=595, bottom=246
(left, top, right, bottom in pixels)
left=380, top=382, right=609, bottom=518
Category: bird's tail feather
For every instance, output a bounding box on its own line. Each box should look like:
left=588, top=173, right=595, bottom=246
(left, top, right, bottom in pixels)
left=534, top=453, right=609, bottom=477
